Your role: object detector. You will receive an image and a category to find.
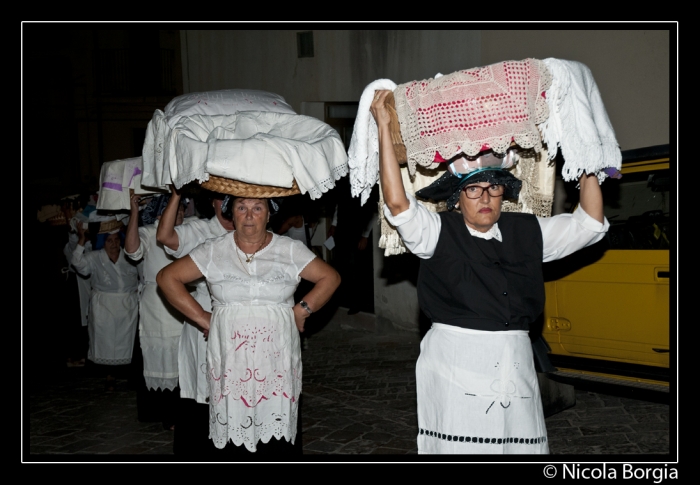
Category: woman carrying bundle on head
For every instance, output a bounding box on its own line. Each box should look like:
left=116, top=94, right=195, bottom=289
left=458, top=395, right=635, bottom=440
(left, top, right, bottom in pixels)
left=370, top=89, right=609, bottom=454
left=70, top=220, right=139, bottom=391
left=155, top=185, right=235, bottom=457
left=124, top=191, right=188, bottom=430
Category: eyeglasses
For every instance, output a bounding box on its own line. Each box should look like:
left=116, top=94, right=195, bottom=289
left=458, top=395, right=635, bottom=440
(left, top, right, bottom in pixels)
left=462, top=184, right=505, bottom=199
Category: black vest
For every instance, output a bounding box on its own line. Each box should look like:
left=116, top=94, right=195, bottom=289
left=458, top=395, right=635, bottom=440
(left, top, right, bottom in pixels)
left=417, top=211, right=544, bottom=331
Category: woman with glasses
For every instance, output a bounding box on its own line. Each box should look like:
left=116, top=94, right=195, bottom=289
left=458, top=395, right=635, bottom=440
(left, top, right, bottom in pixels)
left=370, top=90, right=609, bottom=454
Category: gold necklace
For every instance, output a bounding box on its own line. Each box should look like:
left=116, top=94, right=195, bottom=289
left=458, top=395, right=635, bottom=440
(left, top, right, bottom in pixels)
left=235, top=231, right=268, bottom=263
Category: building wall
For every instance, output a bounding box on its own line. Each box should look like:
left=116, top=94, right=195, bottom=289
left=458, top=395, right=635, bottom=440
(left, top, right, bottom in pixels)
left=181, top=30, right=482, bottom=111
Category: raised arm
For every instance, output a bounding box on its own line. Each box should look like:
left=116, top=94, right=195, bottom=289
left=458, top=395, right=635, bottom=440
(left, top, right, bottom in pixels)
left=70, top=223, right=92, bottom=276
left=156, top=185, right=181, bottom=251
left=124, top=192, right=142, bottom=255
left=577, top=172, right=605, bottom=224
left=294, top=258, right=341, bottom=333
left=370, top=90, right=410, bottom=216
left=156, top=256, right=210, bottom=335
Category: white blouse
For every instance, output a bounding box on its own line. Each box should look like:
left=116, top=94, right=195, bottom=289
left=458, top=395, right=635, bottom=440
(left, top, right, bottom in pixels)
left=384, top=193, right=609, bottom=262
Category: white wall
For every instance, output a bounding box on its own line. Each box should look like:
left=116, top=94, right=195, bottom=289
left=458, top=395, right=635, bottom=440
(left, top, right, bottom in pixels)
left=181, top=30, right=481, bottom=112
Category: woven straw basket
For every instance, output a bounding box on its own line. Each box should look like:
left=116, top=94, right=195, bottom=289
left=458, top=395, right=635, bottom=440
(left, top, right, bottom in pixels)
left=200, top=175, right=301, bottom=198
left=386, top=92, right=408, bottom=164
left=98, top=219, right=123, bottom=234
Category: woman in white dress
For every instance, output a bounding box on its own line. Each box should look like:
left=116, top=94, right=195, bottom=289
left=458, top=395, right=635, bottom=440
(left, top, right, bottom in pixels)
left=157, top=196, right=340, bottom=457
left=71, top=222, right=139, bottom=390
left=124, top=193, right=187, bottom=429
left=156, top=187, right=235, bottom=456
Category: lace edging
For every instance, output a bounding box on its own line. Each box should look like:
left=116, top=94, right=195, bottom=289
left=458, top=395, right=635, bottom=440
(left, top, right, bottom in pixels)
left=174, top=170, right=210, bottom=190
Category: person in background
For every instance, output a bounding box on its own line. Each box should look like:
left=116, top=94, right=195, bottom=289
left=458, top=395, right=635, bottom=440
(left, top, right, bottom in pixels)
left=155, top=186, right=235, bottom=457
left=327, top=178, right=378, bottom=315
left=370, top=89, right=609, bottom=454
left=71, top=221, right=140, bottom=391
left=63, top=208, right=92, bottom=368
left=124, top=192, right=187, bottom=430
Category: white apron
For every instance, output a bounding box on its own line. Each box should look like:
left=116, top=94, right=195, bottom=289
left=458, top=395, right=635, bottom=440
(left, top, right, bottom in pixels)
left=416, top=323, right=549, bottom=454
left=87, top=289, right=139, bottom=365
left=207, top=304, right=302, bottom=452
left=188, top=232, right=314, bottom=451
left=139, top=282, right=184, bottom=390
left=177, top=279, right=211, bottom=404
left=76, top=273, right=91, bottom=327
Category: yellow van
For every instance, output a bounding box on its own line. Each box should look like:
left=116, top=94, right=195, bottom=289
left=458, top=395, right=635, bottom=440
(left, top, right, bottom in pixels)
left=541, top=144, right=671, bottom=392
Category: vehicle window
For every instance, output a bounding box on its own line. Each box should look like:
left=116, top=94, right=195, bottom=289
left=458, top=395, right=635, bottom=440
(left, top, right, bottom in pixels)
left=601, top=168, right=670, bottom=250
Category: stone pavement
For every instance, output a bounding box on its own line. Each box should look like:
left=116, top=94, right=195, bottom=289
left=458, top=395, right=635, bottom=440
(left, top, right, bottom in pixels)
left=25, top=307, right=674, bottom=462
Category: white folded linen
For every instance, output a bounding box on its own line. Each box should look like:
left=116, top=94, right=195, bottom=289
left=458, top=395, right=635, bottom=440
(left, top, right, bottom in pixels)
left=143, top=89, right=295, bottom=189
left=163, top=89, right=295, bottom=128
left=168, top=112, right=348, bottom=200
left=540, top=58, right=622, bottom=183
left=347, top=79, right=398, bottom=206
left=97, top=157, right=166, bottom=211
left=141, top=110, right=170, bottom=189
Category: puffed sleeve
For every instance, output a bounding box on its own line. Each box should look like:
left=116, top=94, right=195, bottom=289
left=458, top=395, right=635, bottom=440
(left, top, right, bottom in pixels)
left=538, top=205, right=610, bottom=262
left=124, top=226, right=149, bottom=261
left=383, top=193, right=441, bottom=259
left=288, top=238, right=317, bottom=276
left=165, top=218, right=216, bottom=258
left=187, top=237, right=216, bottom=279
left=70, top=245, right=93, bottom=277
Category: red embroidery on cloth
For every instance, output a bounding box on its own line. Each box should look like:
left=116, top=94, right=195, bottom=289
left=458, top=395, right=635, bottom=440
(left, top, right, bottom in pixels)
left=394, top=58, right=552, bottom=172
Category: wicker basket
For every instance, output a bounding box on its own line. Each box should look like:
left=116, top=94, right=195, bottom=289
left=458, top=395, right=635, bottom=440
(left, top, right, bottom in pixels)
left=385, top=91, right=408, bottom=164
left=200, top=175, right=301, bottom=198
left=98, top=219, right=124, bottom=234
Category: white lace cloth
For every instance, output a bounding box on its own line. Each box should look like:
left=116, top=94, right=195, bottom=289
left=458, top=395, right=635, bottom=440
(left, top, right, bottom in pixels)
left=394, top=59, right=552, bottom=174
left=347, top=79, right=398, bottom=205
left=188, top=232, right=315, bottom=451
left=540, top=58, right=622, bottom=183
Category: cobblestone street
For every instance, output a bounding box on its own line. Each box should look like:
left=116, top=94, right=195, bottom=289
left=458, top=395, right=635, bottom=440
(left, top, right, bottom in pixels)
left=25, top=308, right=674, bottom=462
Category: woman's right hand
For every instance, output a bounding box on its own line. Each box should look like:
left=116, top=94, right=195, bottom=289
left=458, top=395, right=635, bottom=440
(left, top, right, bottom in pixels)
left=200, top=312, right=212, bottom=340
left=129, top=192, right=141, bottom=212
left=293, top=304, right=309, bottom=333
left=77, top=221, right=87, bottom=245
left=370, top=90, right=393, bottom=129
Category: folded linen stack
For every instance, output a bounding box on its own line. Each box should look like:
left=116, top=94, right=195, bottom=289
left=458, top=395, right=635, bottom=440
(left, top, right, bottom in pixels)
left=142, top=89, right=349, bottom=199
left=348, top=58, right=621, bottom=255
left=96, top=157, right=166, bottom=211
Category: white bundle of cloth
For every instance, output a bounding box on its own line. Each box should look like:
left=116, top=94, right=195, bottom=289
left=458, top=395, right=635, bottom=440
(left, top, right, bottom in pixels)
left=540, top=58, right=622, bottom=182
left=349, top=59, right=621, bottom=205
left=347, top=78, right=398, bottom=206
left=96, top=157, right=166, bottom=212
left=142, top=89, right=348, bottom=199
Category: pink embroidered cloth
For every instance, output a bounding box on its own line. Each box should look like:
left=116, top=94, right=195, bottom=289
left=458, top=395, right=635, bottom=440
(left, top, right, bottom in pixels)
left=394, top=58, right=552, bottom=174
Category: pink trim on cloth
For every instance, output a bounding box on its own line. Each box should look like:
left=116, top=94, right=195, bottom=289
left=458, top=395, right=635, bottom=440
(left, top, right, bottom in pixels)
left=394, top=58, right=552, bottom=174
